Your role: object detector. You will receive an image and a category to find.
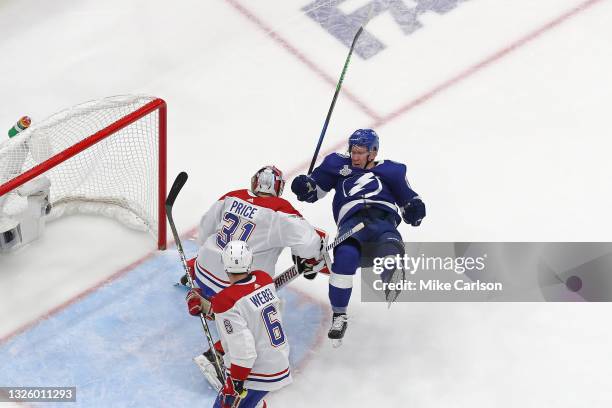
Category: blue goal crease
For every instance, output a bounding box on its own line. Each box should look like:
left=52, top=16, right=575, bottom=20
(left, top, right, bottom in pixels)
left=0, top=240, right=325, bottom=407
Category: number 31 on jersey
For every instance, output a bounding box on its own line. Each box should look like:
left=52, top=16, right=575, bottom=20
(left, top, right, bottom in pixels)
left=216, top=212, right=256, bottom=248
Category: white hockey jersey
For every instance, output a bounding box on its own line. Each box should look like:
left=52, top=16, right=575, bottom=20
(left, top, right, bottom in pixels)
left=195, top=189, right=320, bottom=294
left=212, top=271, right=292, bottom=392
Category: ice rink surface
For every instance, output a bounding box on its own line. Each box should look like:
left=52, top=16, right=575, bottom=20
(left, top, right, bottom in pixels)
left=1, top=0, right=612, bottom=406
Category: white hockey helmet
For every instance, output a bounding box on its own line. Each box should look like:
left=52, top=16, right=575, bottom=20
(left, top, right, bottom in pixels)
left=251, top=165, right=285, bottom=197
left=222, top=240, right=253, bottom=274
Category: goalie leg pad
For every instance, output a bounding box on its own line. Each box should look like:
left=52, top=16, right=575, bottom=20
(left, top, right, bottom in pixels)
left=194, top=352, right=223, bottom=391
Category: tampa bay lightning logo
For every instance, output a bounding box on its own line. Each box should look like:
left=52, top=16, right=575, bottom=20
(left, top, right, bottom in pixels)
left=342, top=173, right=382, bottom=198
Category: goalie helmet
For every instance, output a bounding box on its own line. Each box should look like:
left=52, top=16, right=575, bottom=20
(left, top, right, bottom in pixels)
left=251, top=165, right=285, bottom=197
left=222, top=240, right=253, bottom=274
left=348, top=129, right=379, bottom=152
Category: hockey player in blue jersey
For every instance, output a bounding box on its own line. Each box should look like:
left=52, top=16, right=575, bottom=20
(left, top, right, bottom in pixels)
left=290, top=129, right=426, bottom=345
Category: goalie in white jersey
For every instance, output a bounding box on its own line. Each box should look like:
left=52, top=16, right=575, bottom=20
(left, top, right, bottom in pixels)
left=184, top=165, right=327, bottom=298
left=187, top=240, right=291, bottom=408
left=183, top=165, right=327, bottom=389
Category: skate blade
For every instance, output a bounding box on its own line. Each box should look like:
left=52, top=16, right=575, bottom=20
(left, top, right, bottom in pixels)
left=331, top=338, right=343, bottom=348
left=193, top=356, right=222, bottom=391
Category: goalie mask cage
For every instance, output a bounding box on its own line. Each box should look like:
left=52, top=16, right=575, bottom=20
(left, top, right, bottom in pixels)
left=0, top=95, right=167, bottom=250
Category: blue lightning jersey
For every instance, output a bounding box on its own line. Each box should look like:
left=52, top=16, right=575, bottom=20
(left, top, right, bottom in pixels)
left=310, top=152, right=419, bottom=225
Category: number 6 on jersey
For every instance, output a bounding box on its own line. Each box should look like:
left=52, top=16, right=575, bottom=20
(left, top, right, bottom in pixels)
left=261, top=304, right=285, bottom=347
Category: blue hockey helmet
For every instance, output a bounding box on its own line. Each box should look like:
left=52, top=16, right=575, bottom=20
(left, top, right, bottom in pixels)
left=348, top=129, right=379, bottom=152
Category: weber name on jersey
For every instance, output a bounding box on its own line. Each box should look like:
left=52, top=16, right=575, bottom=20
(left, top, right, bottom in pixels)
left=311, top=153, right=419, bottom=225
left=212, top=271, right=291, bottom=392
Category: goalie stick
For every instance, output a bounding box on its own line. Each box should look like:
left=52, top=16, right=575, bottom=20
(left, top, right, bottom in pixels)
left=165, top=171, right=225, bottom=384
left=274, top=222, right=365, bottom=290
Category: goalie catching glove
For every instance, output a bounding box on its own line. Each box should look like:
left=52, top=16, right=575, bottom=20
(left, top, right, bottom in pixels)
left=185, top=288, right=214, bottom=319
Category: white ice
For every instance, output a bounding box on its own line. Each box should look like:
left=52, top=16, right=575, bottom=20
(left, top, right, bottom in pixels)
left=1, top=0, right=612, bottom=406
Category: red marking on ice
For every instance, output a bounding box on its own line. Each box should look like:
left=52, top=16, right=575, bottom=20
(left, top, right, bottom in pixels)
left=257, top=0, right=603, bottom=178
left=0, top=253, right=155, bottom=344
left=372, top=0, right=604, bottom=129
left=222, top=0, right=383, bottom=123
left=2, top=0, right=602, bottom=369
left=0, top=226, right=198, bottom=345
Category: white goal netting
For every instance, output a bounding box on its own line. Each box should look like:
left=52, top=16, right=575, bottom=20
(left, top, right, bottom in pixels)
left=0, top=95, right=166, bottom=248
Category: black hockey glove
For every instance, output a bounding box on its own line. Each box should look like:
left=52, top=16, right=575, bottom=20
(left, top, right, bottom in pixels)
left=293, top=255, right=330, bottom=280
left=293, top=255, right=317, bottom=279
left=401, top=198, right=426, bottom=226
left=291, top=175, right=318, bottom=203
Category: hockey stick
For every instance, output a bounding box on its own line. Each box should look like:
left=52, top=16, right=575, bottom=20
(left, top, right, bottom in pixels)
left=274, top=222, right=365, bottom=290
left=165, top=172, right=225, bottom=383
left=307, top=19, right=370, bottom=174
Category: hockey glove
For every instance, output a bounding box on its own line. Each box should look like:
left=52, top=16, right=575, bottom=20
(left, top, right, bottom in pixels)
left=220, top=376, right=248, bottom=408
left=293, top=256, right=321, bottom=280
left=401, top=198, right=426, bottom=227
left=291, top=175, right=318, bottom=203
left=293, top=228, right=330, bottom=280
left=185, top=288, right=213, bottom=319
left=294, top=251, right=328, bottom=280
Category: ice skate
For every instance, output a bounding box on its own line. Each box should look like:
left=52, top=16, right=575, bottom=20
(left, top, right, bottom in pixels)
left=328, top=313, right=348, bottom=348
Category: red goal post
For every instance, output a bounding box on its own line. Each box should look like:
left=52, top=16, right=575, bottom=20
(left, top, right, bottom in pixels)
left=0, top=95, right=167, bottom=249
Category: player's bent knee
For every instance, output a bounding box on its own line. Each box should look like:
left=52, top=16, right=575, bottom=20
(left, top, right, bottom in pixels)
left=332, top=241, right=361, bottom=275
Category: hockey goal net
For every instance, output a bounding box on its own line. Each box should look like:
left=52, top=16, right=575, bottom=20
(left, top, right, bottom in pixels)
left=0, top=95, right=167, bottom=249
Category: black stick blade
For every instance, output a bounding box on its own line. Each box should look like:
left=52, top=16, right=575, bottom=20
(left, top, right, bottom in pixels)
left=166, top=171, right=188, bottom=209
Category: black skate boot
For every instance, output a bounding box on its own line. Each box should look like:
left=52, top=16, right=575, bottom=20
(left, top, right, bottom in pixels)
left=328, top=313, right=348, bottom=348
